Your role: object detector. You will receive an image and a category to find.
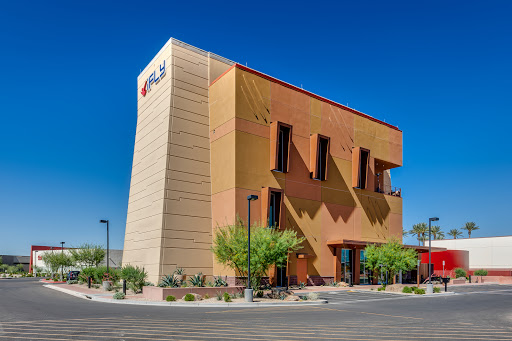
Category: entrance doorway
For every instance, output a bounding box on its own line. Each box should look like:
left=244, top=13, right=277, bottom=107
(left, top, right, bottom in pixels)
left=340, top=249, right=352, bottom=284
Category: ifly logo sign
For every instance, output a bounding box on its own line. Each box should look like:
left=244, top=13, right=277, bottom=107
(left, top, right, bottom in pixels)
left=141, top=60, right=166, bottom=97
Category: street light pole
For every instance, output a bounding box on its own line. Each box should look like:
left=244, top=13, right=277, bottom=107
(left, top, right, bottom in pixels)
left=427, top=217, right=439, bottom=294
left=100, top=220, right=109, bottom=274
left=246, top=195, right=258, bottom=302
left=60, top=241, right=65, bottom=281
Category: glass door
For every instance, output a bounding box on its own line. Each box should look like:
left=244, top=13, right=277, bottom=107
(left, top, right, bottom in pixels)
left=359, top=250, right=371, bottom=284
left=341, top=249, right=352, bottom=284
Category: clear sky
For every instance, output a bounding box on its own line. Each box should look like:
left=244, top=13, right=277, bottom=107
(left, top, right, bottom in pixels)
left=1, top=1, right=511, bottom=255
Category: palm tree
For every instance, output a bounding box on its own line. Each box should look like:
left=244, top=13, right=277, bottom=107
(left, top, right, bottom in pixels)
left=410, top=223, right=428, bottom=246
left=402, top=229, right=409, bottom=238
left=461, top=222, right=479, bottom=238
left=435, top=231, right=445, bottom=240
left=448, top=228, right=463, bottom=239
left=430, top=225, right=442, bottom=240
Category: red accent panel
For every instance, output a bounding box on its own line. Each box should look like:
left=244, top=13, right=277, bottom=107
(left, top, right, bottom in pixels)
left=421, top=250, right=469, bottom=277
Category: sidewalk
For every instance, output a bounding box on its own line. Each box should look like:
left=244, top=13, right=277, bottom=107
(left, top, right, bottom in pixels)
left=43, top=283, right=328, bottom=308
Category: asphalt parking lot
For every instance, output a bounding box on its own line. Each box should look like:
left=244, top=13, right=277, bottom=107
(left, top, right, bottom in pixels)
left=1, top=279, right=512, bottom=340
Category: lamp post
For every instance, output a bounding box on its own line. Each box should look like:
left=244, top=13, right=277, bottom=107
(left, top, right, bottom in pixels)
left=100, top=220, right=109, bottom=274
left=427, top=217, right=439, bottom=294
left=60, top=242, right=65, bottom=281
left=246, top=195, right=258, bottom=302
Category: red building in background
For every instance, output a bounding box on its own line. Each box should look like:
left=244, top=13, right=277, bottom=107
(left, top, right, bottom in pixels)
left=421, top=250, right=469, bottom=278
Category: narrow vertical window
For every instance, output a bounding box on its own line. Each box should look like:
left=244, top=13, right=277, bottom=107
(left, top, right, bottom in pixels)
left=310, top=134, right=330, bottom=181
left=261, top=187, right=284, bottom=228
left=270, top=122, right=292, bottom=172
left=352, top=147, right=370, bottom=189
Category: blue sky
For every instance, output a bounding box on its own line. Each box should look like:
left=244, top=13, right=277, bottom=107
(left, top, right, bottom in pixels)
left=1, top=1, right=511, bottom=254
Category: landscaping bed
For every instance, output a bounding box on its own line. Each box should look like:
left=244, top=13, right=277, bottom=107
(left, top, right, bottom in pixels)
left=143, top=285, right=244, bottom=301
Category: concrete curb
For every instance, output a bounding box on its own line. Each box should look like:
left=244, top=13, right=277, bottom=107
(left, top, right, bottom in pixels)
left=43, top=284, right=328, bottom=308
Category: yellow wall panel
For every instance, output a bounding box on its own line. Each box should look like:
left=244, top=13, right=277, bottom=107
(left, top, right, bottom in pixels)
left=234, top=131, right=284, bottom=191
left=235, top=68, right=271, bottom=127
left=211, top=131, right=236, bottom=194
left=209, top=68, right=236, bottom=131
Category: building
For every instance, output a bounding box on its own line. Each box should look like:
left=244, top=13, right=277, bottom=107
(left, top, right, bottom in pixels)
left=0, top=255, right=30, bottom=272
left=429, top=236, right=512, bottom=276
left=30, top=245, right=123, bottom=273
left=123, top=38, right=406, bottom=285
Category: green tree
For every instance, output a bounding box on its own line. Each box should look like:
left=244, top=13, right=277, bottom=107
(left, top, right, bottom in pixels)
left=364, top=238, right=418, bottom=283
left=0, top=256, right=3, bottom=266
left=410, top=223, right=428, bottom=246
left=41, top=252, right=74, bottom=279
left=430, top=225, right=443, bottom=239
left=402, top=230, right=408, bottom=238
left=211, top=217, right=305, bottom=289
left=435, top=231, right=445, bottom=240
left=462, top=222, right=479, bottom=238
left=69, top=243, right=106, bottom=268
left=0, top=264, right=8, bottom=273
left=448, top=229, right=463, bottom=239
left=16, top=264, right=25, bottom=273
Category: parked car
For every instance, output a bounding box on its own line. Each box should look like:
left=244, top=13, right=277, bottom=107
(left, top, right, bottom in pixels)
left=67, top=271, right=80, bottom=281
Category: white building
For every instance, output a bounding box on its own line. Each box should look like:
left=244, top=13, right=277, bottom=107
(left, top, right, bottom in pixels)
left=430, top=236, right=512, bottom=270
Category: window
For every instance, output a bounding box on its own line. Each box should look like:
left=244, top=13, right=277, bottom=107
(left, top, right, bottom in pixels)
left=270, top=122, right=292, bottom=172
left=309, top=134, right=330, bottom=181
left=261, top=187, right=283, bottom=228
left=352, top=147, right=370, bottom=189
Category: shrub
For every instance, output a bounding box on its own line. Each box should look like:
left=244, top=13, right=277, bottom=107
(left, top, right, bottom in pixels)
left=413, top=288, right=425, bottom=295
left=145, top=282, right=155, bottom=287
left=66, top=280, right=78, bottom=285
left=216, top=292, right=223, bottom=301
left=174, top=267, right=185, bottom=275
left=402, top=286, right=413, bottom=294
left=113, top=292, right=125, bottom=300
left=474, top=269, right=488, bottom=276
left=454, top=268, right=467, bottom=278
left=377, top=287, right=386, bottom=292
left=256, top=290, right=264, bottom=298
left=308, top=292, right=319, bottom=300
left=121, top=265, right=147, bottom=293
left=299, top=282, right=306, bottom=289
left=181, top=282, right=189, bottom=288
left=213, top=276, right=228, bottom=287
left=223, top=292, right=232, bottom=302
left=184, top=293, right=195, bottom=302
left=189, top=273, right=205, bottom=287
left=166, top=295, right=176, bottom=302
left=159, top=275, right=180, bottom=288
left=204, top=294, right=210, bottom=299
left=433, top=287, right=441, bottom=293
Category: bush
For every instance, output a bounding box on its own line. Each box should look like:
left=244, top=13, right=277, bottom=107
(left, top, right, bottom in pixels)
left=308, top=292, right=319, bottom=300
left=402, top=286, right=413, bottom=294
left=474, top=269, right=488, bottom=276
left=413, top=287, right=425, bottom=295
left=159, top=275, right=180, bottom=288
left=256, top=290, right=264, bottom=298
left=189, top=273, right=205, bottom=287
left=204, top=294, right=210, bottom=299
left=216, top=292, right=223, bottom=301
left=223, top=292, right=232, bottom=302
left=213, top=276, right=228, bottom=287
left=454, top=268, right=467, bottom=278
left=113, top=292, right=125, bottom=300
left=184, top=293, right=195, bottom=302
left=121, top=265, right=147, bottom=293
left=377, top=286, right=386, bottom=291
left=166, top=295, right=176, bottom=302
left=66, top=280, right=78, bottom=285
left=433, top=287, right=441, bottom=293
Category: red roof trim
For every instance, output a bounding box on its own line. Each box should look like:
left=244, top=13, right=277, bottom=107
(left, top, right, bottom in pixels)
left=209, top=64, right=236, bottom=87
left=210, top=63, right=400, bottom=131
